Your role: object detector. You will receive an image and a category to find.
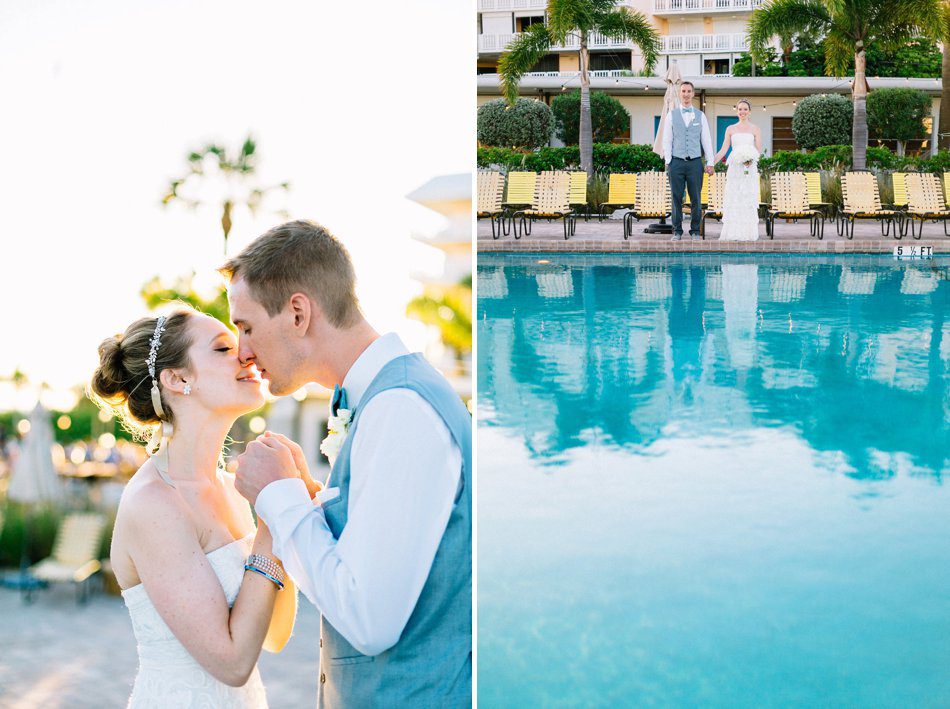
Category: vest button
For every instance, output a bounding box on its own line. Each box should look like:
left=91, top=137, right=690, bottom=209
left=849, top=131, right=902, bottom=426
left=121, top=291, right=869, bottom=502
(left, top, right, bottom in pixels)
left=320, top=673, right=326, bottom=684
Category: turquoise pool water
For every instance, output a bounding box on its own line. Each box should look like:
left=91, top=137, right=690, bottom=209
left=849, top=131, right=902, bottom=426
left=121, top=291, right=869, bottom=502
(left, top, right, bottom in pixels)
left=477, top=255, right=950, bottom=707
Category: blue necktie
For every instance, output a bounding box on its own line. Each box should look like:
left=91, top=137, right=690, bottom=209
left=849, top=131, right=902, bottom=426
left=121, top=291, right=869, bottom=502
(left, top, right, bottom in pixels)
left=330, top=384, right=348, bottom=416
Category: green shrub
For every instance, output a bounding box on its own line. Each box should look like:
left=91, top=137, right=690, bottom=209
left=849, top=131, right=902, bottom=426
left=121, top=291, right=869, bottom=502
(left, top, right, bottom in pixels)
left=551, top=90, right=630, bottom=145
left=477, top=143, right=663, bottom=175
left=0, top=501, right=61, bottom=566
left=477, top=98, right=552, bottom=149
left=792, top=94, right=853, bottom=150
left=867, top=88, right=931, bottom=156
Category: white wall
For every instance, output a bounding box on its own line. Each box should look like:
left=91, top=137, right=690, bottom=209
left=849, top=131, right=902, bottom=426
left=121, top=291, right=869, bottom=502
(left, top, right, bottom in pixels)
left=480, top=12, right=512, bottom=35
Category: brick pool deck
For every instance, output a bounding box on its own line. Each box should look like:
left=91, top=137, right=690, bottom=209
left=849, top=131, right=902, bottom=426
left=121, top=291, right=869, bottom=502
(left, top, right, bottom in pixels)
left=478, top=215, right=950, bottom=254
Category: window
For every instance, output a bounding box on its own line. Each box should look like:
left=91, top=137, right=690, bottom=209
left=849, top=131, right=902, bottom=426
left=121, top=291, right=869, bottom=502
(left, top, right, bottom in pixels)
left=528, top=54, right=559, bottom=73
left=516, top=16, right=544, bottom=32
left=772, top=117, right=798, bottom=152
left=703, top=58, right=730, bottom=76
left=590, top=51, right=632, bottom=72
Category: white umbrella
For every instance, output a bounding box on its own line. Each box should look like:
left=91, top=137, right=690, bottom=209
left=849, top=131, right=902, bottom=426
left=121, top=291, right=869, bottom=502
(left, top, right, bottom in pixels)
left=8, top=402, right=62, bottom=504
left=653, top=61, right=683, bottom=157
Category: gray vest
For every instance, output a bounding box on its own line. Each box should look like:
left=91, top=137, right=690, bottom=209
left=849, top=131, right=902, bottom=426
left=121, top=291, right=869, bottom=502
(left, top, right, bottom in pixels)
left=318, top=353, right=472, bottom=709
left=671, top=107, right=702, bottom=160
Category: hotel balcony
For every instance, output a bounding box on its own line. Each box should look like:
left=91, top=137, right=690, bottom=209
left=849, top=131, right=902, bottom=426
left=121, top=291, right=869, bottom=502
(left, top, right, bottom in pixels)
left=477, top=0, right=548, bottom=9
left=660, top=33, right=749, bottom=54
left=477, top=31, right=633, bottom=54
left=653, top=0, right=763, bottom=14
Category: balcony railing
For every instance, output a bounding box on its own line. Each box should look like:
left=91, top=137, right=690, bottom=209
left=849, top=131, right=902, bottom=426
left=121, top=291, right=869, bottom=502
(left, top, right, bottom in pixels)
left=477, top=0, right=547, bottom=9
left=660, top=33, right=749, bottom=53
left=653, top=0, right=763, bottom=12
left=477, top=31, right=633, bottom=53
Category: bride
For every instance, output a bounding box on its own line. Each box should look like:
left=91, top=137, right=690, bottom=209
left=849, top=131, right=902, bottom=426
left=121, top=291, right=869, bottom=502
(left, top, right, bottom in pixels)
left=715, top=99, right=762, bottom=241
left=92, top=306, right=306, bottom=707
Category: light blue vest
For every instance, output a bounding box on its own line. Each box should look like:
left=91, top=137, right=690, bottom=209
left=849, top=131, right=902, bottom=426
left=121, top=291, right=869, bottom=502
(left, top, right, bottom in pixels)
left=671, top=107, right=702, bottom=160
left=318, top=353, right=472, bottom=708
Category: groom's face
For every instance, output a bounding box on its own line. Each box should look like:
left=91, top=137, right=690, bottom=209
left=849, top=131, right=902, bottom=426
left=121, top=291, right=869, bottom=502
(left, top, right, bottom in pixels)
left=228, top=277, right=304, bottom=397
left=680, top=84, right=694, bottom=106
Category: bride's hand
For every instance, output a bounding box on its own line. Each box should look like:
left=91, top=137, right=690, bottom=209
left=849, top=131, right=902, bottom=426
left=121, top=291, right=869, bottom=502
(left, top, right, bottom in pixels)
left=260, top=432, right=323, bottom=499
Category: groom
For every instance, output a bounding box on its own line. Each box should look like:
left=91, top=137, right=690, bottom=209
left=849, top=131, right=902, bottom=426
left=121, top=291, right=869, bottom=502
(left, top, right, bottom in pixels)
left=223, top=220, right=472, bottom=707
left=662, top=80, right=716, bottom=241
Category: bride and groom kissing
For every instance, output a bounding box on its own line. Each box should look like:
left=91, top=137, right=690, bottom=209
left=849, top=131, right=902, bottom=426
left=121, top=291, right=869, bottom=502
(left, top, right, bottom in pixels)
left=661, top=81, right=763, bottom=242
left=93, top=220, right=472, bottom=707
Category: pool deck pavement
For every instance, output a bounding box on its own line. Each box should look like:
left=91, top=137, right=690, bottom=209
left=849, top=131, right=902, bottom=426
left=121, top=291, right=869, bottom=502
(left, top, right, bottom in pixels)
left=478, top=216, right=950, bottom=253
left=0, top=583, right=320, bottom=708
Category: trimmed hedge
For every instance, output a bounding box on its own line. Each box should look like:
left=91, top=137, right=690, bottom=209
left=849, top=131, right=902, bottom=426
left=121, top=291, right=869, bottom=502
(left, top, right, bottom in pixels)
left=477, top=143, right=664, bottom=175
left=477, top=98, right=553, bottom=150
left=551, top=90, right=630, bottom=145
left=757, top=146, right=950, bottom=174
left=792, top=94, right=853, bottom=150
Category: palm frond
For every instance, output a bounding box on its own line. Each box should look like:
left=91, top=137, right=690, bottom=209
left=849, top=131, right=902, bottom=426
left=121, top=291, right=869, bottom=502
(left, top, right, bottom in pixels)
left=548, top=0, right=597, bottom=36
left=596, top=8, right=661, bottom=72
left=823, top=30, right=854, bottom=76
left=747, top=0, right=832, bottom=63
left=498, top=24, right=555, bottom=104
left=871, top=0, right=943, bottom=45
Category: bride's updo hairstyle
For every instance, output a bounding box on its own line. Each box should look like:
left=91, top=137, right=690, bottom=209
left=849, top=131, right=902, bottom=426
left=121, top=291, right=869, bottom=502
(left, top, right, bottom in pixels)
left=737, top=99, right=752, bottom=111
left=91, top=308, right=196, bottom=440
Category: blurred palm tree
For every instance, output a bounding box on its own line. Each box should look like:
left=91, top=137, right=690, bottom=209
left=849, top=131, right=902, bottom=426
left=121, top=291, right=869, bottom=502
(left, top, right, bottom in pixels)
left=161, top=135, right=291, bottom=254
left=140, top=272, right=231, bottom=326
left=407, top=276, right=472, bottom=370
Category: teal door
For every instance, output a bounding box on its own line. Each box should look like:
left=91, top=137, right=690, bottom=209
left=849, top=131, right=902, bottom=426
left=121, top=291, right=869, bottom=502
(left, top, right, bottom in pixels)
left=717, top=116, right=739, bottom=160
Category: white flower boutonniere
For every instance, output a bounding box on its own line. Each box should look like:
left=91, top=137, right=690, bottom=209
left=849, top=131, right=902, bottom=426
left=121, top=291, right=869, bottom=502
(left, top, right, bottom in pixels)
left=320, top=408, right=352, bottom=463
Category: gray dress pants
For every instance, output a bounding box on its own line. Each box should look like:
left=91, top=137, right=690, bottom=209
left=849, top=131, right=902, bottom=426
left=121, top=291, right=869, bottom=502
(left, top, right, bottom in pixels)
left=668, top=157, right=704, bottom=235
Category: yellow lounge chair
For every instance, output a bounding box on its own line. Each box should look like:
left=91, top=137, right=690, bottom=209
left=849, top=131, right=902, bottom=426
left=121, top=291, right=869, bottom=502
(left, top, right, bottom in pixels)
left=838, top=171, right=900, bottom=240
left=513, top=171, right=576, bottom=240
left=599, top=173, right=637, bottom=220
left=903, top=172, right=950, bottom=239
left=623, top=172, right=672, bottom=239
left=768, top=172, right=826, bottom=239
left=477, top=170, right=507, bottom=239
left=30, top=512, right=107, bottom=604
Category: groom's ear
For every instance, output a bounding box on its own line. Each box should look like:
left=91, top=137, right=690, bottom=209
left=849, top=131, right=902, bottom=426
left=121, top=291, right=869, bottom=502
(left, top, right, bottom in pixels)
left=288, top=292, right=312, bottom=336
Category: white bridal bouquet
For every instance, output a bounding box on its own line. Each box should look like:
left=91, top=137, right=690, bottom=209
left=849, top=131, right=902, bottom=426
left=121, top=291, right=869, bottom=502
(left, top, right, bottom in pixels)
left=729, top=144, right=759, bottom=176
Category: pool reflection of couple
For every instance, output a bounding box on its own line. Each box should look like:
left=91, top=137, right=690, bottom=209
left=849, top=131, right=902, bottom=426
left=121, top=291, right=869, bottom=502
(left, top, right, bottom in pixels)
left=661, top=81, right=761, bottom=242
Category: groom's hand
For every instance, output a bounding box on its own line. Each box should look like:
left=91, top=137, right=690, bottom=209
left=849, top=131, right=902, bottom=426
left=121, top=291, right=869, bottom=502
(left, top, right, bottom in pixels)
left=705, top=166, right=715, bottom=175
left=261, top=431, right=323, bottom=499
left=234, top=436, right=298, bottom=506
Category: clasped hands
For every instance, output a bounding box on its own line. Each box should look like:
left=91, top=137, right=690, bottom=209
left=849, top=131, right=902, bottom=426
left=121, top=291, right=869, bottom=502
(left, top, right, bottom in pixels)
left=234, top=431, right=323, bottom=506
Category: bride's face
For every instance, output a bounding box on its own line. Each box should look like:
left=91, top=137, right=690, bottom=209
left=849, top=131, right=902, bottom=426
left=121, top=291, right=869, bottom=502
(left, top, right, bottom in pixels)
left=737, top=102, right=751, bottom=119
left=179, top=314, right=265, bottom=417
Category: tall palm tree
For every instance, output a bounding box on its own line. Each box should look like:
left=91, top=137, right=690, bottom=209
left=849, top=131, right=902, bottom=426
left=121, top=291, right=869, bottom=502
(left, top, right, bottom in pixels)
left=748, top=0, right=942, bottom=169
left=498, top=0, right=660, bottom=177
left=161, top=135, right=291, bottom=254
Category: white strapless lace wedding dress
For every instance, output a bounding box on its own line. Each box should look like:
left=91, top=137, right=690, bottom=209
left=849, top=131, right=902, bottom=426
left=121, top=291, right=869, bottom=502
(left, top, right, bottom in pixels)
left=121, top=534, right=269, bottom=708
left=720, top=132, right=761, bottom=241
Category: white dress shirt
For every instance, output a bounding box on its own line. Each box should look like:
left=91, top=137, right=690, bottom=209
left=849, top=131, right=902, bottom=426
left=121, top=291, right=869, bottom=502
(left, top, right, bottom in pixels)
left=255, top=333, right=462, bottom=656
left=663, top=104, right=715, bottom=167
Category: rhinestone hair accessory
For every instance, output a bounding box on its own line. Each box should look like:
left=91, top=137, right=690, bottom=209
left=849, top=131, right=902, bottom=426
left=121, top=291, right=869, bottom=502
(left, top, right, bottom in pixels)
left=144, top=315, right=175, bottom=488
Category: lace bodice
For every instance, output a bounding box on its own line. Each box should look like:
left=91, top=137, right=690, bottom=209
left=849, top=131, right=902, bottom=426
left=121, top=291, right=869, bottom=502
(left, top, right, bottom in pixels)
left=121, top=534, right=268, bottom=708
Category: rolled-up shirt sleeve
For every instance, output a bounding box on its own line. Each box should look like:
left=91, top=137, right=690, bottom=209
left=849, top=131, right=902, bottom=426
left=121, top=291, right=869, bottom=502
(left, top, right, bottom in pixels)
left=255, top=389, right=461, bottom=656
left=663, top=110, right=673, bottom=164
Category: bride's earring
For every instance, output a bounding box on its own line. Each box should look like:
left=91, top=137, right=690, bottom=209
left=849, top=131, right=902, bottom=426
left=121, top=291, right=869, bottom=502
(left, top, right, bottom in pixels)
left=183, top=383, right=192, bottom=396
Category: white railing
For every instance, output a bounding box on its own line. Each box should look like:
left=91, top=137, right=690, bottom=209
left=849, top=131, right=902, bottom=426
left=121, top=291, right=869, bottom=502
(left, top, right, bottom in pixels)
left=654, top=0, right=763, bottom=12
left=477, top=0, right=547, bottom=9
left=660, top=33, right=749, bottom=53
left=478, top=31, right=633, bottom=53
left=483, top=69, right=637, bottom=78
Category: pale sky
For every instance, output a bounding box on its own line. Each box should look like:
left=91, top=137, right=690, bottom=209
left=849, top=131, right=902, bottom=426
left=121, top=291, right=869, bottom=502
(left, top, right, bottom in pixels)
left=0, top=0, right=473, bottom=410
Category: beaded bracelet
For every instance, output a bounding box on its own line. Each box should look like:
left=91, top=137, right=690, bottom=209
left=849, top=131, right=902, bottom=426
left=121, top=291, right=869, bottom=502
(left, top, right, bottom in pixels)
left=245, top=554, right=285, bottom=591
left=245, top=565, right=285, bottom=590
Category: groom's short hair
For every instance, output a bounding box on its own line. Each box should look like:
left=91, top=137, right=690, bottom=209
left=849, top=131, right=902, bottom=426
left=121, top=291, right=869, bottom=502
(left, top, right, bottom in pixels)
left=681, top=81, right=695, bottom=90
left=219, top=220, right=361, bottom=328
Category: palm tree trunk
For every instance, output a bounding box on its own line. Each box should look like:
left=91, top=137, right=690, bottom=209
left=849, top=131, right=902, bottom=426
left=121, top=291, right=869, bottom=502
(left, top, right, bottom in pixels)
left=221, top=200, right=233, bottom=255
left=940, top=44, right=950, bottom=151
left=852, top=43, right=869, bottom=170
left=579, top=33, right=593, bottom=177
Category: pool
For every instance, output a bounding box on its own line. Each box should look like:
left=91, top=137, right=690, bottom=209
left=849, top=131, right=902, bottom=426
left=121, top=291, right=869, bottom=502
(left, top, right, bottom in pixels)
left=476, top=254, right=950, bottom=707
